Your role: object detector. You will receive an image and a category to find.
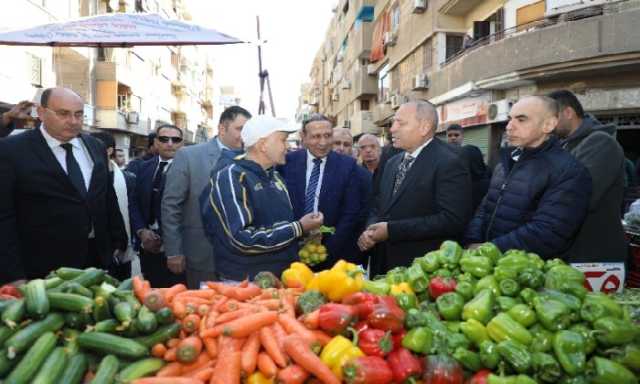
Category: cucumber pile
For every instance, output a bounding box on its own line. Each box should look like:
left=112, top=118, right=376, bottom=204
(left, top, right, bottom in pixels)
left=0, top=267, right=179, bottom=383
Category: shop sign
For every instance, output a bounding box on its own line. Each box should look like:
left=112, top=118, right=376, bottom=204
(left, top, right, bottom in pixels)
left=571, top=262, right=625, bottom=293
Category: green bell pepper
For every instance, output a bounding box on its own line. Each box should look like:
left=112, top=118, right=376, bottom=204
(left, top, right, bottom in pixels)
left=453, top=347, right=482, bottom=372
left=497, top=339, right=532, bottom=374
left=362, top=279, right=390, bottom=295
left=544, top=258, right=565, bottom=271
left=527, top=253, right=545, bottom=270
left=447, top=332, right=471, bottom=352
left=519, top=288, right=538, bottom=306
left=475, top=275, right=501, bottom=297
left=507, top=304, right=537, bottom=328
left=480, top=340, right=501, bottom=370
left=385, top=267, right=407, bottom=285
left=494, top=252, right=531, bottom=282
left=532, top=352, right=563, bottom=383
left=553, top=330, right=586, bottom=377
left=544, top=265, right=587, bottom=300
left=463, top=289, right=495, bottom=325
left=488, top=374, right=537, bottom=384
left=455, top=281, right=475, bottom=301
left=487, top=313, right=533, bottom=346
left=436, top=292, right=464, bottom=321
left=402, top=327, right=432, bottom=354
left=530, top=325, right=554, bottom=353
left=499, top=278, right=520, bottom=297
left=593, top=317, right=640, bottom=347
left=457, top=272, right=477, bottom=284
left=588, top=357, right=638, bottom=384
left=460, top=253, right=493, bottom=278
left=416, top=251, right=441, bottom=273
left=540, top=289, right=582, bottom=312
left=569, top=323, right=596, bottom=355
left=533, top=296, right=572, bottom=331
left=438, top=240, right=463, bottom=269
left=496, top=296, right=520, bottom=312
left=445, top=321, right=461, bottom=334
left=476, top=242, right=503, bottom=264
left=405, top=308, right=428, bottom=329
left=432, top=268, right=452, bottom=278
left=393, top=292, right=417, bottom=311
left=460, top=318, right=489, bottom=347
left=518, top=268, right=545, bottom=289
left=560, top=376, right=588, bottom=384
left=580, top=292, right=624, bottom=323
left=609, top=343, right=640, bottom=372
left=406, top=263, right=428, bottom=293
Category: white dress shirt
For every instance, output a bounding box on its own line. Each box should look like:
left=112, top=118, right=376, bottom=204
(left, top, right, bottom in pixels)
left=305, top=150, right=327, bottom=213
left=40, top=126, right=94, bottom=191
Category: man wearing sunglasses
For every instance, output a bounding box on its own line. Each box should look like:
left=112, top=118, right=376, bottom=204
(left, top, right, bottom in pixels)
left=130, top=124, right=186, bottom=287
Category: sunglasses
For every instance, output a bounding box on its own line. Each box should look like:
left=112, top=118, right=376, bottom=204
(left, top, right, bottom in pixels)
left=157, top=136, right=183, bottom=144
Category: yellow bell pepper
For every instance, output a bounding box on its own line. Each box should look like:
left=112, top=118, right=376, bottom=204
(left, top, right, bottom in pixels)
left=247, top=371, right=274, bottom=384
left=390, top=282, right=414, bottom=295
left=320, top=335, right=363, bottom=381
left=315, top=260, right=364, bottom=302
left=281, top=262, right=314, bottom=289
left=332, top=344, right=364, bottom=380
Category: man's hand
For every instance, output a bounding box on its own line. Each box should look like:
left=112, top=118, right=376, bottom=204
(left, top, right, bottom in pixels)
left=2, top=101, right=35, bottom=127
left=139, top=229, right=162, bottom=254
left=167, top=255, right=185, bottom=274
left=299, top=212, right=324, bottom=233
left=357, top=230, right=376, bottom=251
left=367, top=222, right=389, bottom=243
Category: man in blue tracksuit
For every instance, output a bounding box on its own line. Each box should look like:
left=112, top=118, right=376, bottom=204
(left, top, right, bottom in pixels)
left=201, top=115, right=324, bottom=280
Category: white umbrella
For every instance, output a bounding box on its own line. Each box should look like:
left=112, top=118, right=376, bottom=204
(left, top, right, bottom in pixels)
left=0, top=12, right=243, bottom=47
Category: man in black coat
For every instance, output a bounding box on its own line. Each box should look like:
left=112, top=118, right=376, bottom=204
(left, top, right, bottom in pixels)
left=0, top=87, right=127, bottom=284
left=359, top=101, right=472, bottom=274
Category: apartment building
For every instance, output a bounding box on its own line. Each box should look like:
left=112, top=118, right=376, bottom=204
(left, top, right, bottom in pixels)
left=299, top=0, right=640, bottom=166
left=0, top=0, right=216, bottom=159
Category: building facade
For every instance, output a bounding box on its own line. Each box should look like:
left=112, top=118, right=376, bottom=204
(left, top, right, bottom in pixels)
left=298, top=0, right=640, bottom=166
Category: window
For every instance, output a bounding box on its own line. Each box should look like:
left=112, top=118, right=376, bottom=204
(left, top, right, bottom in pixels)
left=97, top=48, right=106, bottom=62
left=26, top=53, right=42, bottom=87
left=391, top=4, right=401, bottom=33
left=423, top=39, right=433, bottom=71
left=445, top=35, right=463, bottom=60
left=361, top=99, right=370, bottom=111
left=378, top=63, right=391, bottom=102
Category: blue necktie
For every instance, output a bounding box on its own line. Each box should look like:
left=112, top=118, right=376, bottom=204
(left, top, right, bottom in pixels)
left=304, top=158, right=322, bottom=214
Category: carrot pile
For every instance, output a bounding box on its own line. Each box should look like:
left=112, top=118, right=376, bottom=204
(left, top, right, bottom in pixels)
left=130, top=277, right=337, bottom=384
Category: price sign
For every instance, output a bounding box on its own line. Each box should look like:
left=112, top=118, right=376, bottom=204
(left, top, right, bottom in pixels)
left=570, top=262, right=625, bottom=293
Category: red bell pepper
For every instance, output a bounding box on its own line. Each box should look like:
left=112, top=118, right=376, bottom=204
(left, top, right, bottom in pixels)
left=429, top=277, right=457, bottom=300
left=367, top=296, right=405, bottom=333
left=386, top=347, right=423, bottom=383
left=358, top=329, right=393, bottom=357
left=423, top=354, right=464, bottom=384
left=343, top=355, right=393, bottom=384
left=318, top=303, right=357, bottom=335
left=392, top=329, right=407, bottom=351
left=0, top=285, right=21, bottom=298
left=343, top=292, right=379, bottom=318
left=467, top=369, right=491, bottom=384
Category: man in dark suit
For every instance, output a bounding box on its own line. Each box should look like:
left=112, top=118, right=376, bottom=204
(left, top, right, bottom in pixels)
left=359, top=101, right=472, bottom=275
left=126, top=132, right=157, bottom=175
left=278, top=114, right=361, bottom=269
left=0, top=87, right=127, bottom=284
left=130, top=124, right=186, bottom=287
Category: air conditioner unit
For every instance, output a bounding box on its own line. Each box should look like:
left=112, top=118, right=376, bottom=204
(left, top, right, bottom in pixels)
left=413, top=0, right=427, bottom=13
left=341, top=80, right=351, bottom=90
left=390, top=94, right=401, bottom=109
left=367, top=64, right=377, bottom=75
left=384, top=32, right=397, bottom=47
left=126, top=111, right=139, bottom=125
left=487, top=99, right=514, bottom=123
left=412, top=73, right=430, bottom=90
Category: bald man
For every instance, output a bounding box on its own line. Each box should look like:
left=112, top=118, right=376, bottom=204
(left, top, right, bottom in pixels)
left=357, top=134, right=381, bottom=173
left=0, top=87, right=127, bottom=283
left=332, top=127, right=354, bottom=156
left=465, top=96, right=592, bottom=259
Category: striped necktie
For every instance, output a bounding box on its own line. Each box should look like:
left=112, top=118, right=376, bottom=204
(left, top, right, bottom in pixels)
left=304, top=158, right=322, bottom=214
left=392, top=154, right=415, bottom=196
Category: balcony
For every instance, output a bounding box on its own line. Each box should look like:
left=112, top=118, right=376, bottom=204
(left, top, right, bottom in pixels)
left=95, top=109, right=145, bottom=136
left=439, top=0, right=484, bottom=16
left=353, top=67, right=378, bottom=99
left=350, top=111, right=379, bottom=135
left=350, top=21, right=374, bottom=60
left=372, top=101, right=394, bottom=125
left=429, top=5, right=640, bottom=99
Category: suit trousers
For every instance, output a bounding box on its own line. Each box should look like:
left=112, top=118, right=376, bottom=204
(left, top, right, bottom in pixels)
left=139, top=249, right=186, bottom=288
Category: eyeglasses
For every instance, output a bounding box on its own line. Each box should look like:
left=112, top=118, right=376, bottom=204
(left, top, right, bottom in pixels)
left=157, top=136, right=183, bottom=144
left=45, top=107, right=85, bottom=121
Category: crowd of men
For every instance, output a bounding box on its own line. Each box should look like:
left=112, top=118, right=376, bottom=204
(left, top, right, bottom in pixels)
left=0, top=87, right=629, bottom=287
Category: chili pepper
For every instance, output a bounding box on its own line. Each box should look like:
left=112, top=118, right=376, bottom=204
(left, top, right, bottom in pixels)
left=454, top=281, right=474, bottom=301
left=474, top=275, right=500, bottom=297
left=593, top=317, right=640, bottom=347
left=429, top=276, right=457, bottom=300
left=532, top=296, right=572, bottom=331
left=367, top=296, right=405, bottom=333
left=529, top=325, right=553, bottom=353
left=519, top=288, right=537, bottom=306
left=496, top=296, right=520, bottom=312
left=607, top=343, right=640, bottom=372
left=569, top=323, right=596, bottom=355
left=281, top=262, right=314, bottom=289
left=387, top=347, right=423, bottom=383
left=343, top=292, right=379, bottom=319
left=498, top=279, right=520, bottom=297
left=406, top=264, right=428, bottom=293
left=343, top=355, right=393, bottom=384
left=318, top=303, right=357, bottom=335
left=358, top=328, right=393, bottom=357
left=580, top=292, right=624, bottom=323
left=587, top=356, right=638, bottom=384
left=462, top=289, right=495, bottom=325
left=363, top=279, right=390, bottom=296
left=487, top=374, right=537, bottom=384
left=416, top=251, right=441, bottom=273
left=439, top=240, right=463, bottom=269
left=402, top=327, right=432, bottom=354
left=320, top=334, right=364, bottom=381
left=476, top=242, right=503, bottom=264
left=544, top=265, right=587, bottom=300
left=386, top=267, right=408, bottom=285
left=479, top=340, right=500, bottom=370
left=460, top=253, right=493, bottom=279
left=393, top=292, right=418, bottom=312
left=469, top=369, right=492, bottom=384
left=423, top=354, right=464, bottom=384
left=507, top=304, right=537, bottom=328
left=531, top=352, right=563, bottom=383
left=553, top=330, right=586, bottom=377
left=497, top=339, right=531, bottom=374
left=487, top=313, right=532, bottom=346
left=436, top=292, right=464, bottom=321
left=317, top=261, right=365, bottom=302
left=517, top=268, right=545, bottom=289
left=452, top=347, right=482, bottom=372
left=460, top=318, right=489, bottom=347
